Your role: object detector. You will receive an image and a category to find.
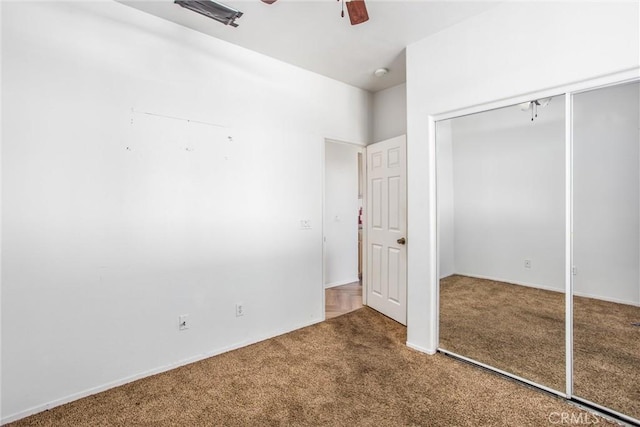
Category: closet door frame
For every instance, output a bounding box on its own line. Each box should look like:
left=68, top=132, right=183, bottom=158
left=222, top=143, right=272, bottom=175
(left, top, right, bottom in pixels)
left=432, top=69, right=640, bottom=423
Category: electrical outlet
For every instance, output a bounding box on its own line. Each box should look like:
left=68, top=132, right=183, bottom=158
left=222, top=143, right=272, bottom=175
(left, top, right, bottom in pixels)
left=178, top=314, right=189, bottom=331
left=236, top=303, right=244, bottom=317
left=524, top=259, right=532, bottom=269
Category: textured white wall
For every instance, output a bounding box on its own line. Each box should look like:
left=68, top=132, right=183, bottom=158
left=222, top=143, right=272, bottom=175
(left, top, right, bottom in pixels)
left=1, top=1, right=371, bottom=422
left=324, top=141, right=361, bottom=288
left=406, top=0, right=640, bottom=353
left=372, top=83, right=407, bottom=143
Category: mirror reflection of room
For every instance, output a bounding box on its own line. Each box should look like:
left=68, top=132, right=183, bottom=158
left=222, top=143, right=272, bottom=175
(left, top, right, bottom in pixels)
left=572, top=81, right=640, bottom=420
left=437, top=95, right=566, bottom=392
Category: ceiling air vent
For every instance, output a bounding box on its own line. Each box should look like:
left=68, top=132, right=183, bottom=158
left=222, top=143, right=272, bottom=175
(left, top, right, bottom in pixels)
left=174, top=0, right=243, bottom=27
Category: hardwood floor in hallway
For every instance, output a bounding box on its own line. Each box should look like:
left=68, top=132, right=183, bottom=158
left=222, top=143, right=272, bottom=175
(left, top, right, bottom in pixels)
left=325, top=281, right=363, bottom=319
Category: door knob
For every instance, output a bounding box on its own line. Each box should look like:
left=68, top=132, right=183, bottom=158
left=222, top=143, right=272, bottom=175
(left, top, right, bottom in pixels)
left=397, top=237, right=406, bottom=245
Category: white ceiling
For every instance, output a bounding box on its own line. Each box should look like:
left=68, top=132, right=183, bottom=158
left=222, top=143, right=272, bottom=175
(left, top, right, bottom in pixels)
left=120, top=0, right=500, bottom=93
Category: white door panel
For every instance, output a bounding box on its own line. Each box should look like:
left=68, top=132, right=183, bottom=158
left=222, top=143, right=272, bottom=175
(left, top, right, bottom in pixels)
left=366, top=135, right=407, bottom=324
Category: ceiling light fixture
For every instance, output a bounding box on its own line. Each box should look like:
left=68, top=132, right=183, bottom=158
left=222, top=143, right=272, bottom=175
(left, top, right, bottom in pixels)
left=518, top=102, right=532, bottom=111
left=518, top=98, right=552, bottom=121
left=374, top=68, right=389, bottom=78
left=175, top=0, right=243, bottom=27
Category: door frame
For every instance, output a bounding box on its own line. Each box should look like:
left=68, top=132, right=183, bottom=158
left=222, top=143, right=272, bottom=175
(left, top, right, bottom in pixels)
left=322, top=138, right=367, bottom=321
left=364, top=135, right=408, bottom=324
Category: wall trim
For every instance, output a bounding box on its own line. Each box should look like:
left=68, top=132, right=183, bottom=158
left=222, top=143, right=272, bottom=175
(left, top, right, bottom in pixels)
left=573, top=291, right=640, bottom=308
left=324, top=278, right=360, bottom=289
left=453, top=272, right=640, bottom=307
left=453, top=272, right=564, bottom=293
left=406, top=341, right=436, bottom=355
left=1, top=317, right=322, bottom=425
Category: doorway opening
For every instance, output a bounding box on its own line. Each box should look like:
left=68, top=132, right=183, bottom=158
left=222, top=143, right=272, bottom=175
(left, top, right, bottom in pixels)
left=323, top=140, right=364, bottom=319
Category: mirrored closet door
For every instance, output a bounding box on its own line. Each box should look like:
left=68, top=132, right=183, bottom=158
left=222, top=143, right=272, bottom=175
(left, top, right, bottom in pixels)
left=436, top=95, right=566, bottom=392
left=572, top=81, right=640, bottom=422
left=436, top=80, right=640, bottom=424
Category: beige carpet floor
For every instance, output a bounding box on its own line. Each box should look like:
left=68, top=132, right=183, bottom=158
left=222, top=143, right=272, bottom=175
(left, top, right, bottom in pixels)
left=440, top=274, right=640, bottom=421
left=7, top=307, right=608, bottom=426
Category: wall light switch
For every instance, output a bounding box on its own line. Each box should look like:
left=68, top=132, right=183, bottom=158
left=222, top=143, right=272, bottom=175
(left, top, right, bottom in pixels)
left=300, top=220, right=312, bottom=230
left=178, top=314, right=189, bottom=331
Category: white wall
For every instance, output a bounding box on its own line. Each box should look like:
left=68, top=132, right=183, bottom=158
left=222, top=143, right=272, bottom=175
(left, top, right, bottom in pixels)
left=1, top=1, right=371, bottom=422
left=440, top=97, right=566, bottom=292
left=406, top=1, right=640, bottom=353
left=372, top=83, right=407, bottom=143
left=324, top=141, right=361, bottom=288
left=573, top=82, right=640, bottom=305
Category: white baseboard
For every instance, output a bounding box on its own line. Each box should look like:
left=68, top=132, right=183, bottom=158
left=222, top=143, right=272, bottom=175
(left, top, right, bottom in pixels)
left=454, top=272, right=640, bottom=307
left=406, top=341, right=436, bottom=355
left=573, top=291, right=640, bottom=307
left=454, top=272, right=565, bottom=294
left=1, top=318, right=323, bottom=425
left=324, top=278, right=360, bottom=289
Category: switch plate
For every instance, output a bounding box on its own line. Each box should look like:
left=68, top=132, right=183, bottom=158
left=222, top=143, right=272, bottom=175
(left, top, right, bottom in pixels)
left=178, top=314, right=189, bottom=331
left=524, top=259, right=532, bottom=269
left=300, top=220, right=312, bottom=230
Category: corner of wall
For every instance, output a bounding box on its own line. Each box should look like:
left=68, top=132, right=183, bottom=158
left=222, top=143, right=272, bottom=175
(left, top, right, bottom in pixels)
left=372, top=83, right=408, bottom=143
left=367, top=90, right=375, bottom=145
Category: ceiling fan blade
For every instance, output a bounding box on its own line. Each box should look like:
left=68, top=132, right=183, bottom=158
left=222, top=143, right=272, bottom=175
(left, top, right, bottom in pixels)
left=261, top=0, right=277, bottom=4
left=346, top=0, right=369, bottom=25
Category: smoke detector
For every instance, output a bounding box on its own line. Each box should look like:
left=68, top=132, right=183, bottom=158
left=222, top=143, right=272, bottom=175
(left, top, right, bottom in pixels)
left=374, top=68, right=389, bottom=78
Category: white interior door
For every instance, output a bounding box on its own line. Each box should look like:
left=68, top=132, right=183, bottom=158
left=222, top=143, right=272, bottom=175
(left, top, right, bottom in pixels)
left=366, top=135, right=407, bottom=325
